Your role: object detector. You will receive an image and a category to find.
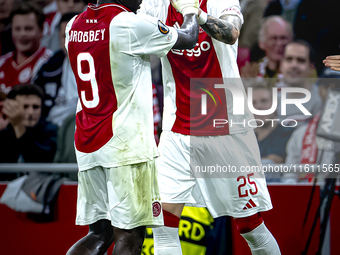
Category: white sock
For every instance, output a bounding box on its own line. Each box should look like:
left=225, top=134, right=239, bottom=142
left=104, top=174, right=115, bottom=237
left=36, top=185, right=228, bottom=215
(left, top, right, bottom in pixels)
left=241, top=222, right=281, bottom=255
left=152, top=226, right=182, bottom=255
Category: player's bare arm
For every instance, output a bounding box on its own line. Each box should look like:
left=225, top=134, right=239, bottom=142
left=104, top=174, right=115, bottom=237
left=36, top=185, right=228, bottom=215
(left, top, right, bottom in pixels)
left=200, top=14, right=241, bottom=45
left=170, top=0, right=199, bottom=49
left=173, top=14, right=199, bottom=50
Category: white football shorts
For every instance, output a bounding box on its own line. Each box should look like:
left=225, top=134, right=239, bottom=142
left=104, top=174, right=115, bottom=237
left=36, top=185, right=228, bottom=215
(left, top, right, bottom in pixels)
left=76, top=160, right=163, bottom=229
left=157, top=130, right=273, bottom=218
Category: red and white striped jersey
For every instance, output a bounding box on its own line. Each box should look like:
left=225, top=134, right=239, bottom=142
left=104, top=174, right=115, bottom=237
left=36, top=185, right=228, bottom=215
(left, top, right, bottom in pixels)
left=0, top=47, right=52, bottom=94
left=140, top=0, right=254, bottom=136
left=66, top=3, right=178, bottom=171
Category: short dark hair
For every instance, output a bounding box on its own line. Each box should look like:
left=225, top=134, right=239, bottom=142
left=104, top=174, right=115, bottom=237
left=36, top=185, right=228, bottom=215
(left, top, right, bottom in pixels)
left=10, top=2, right=45, bottom=30
left=58, top=12, right=79, bottom=30
left=287, top=39, right=315, bottom=64
left=7, top=84, right=44, bottom=100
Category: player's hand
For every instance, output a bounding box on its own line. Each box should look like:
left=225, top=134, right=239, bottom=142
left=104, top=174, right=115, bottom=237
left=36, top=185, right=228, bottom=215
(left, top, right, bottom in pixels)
left=170, top=0, right=199, bottom=16
left=2, top=99, right=24, bottom=127
left=241, top=62, right=259, bottom=78
left=323, top=55, right=340, bottom=72
left=0, top=102, right=9, bottom=131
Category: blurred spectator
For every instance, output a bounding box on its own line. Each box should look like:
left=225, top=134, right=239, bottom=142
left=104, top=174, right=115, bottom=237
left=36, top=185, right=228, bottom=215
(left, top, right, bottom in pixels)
left=250, top=83, right=295, bottom=165
left=294, top=0, right=340, bottom=75
left=277, top=40, right=322, bottom=121
left=0, top=2, right=52, bottom=94
left=0, top=90, right=8, bottom=130
left=32, top=0, right=59, bottom=53
left=34, top=12, right=78, bottom=126
left=53, top=113, right=76, bottom=163
left=0, top=83, right=57, bottom=163
left=323, top=55, right=340, bottom=72
left=285, top=69, right=340, bottom=181
left=264, top=0, right=301, bottom=25
left=40, top=0, right=87, bottom=53
left=0, top=0, right=16, bottom=55
left=239, top=0, right=269, bottom=51
left=241, top=15, right=293, bottom=86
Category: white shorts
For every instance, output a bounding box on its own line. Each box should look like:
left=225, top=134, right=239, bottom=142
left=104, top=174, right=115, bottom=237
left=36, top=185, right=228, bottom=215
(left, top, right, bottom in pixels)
left=157, top=130, right=273, bottom=218
left=76, top=160, right=163, bottom=229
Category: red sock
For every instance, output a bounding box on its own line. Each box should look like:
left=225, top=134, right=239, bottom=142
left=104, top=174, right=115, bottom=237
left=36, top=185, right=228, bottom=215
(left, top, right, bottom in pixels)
left=234, top=213, right=263, bottom=234
left=163, top=210, right=180, bottom=228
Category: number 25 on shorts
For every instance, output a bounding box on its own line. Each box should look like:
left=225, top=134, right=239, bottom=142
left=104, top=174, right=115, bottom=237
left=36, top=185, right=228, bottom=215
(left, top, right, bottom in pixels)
left=237, top=173, right=258, bottom=198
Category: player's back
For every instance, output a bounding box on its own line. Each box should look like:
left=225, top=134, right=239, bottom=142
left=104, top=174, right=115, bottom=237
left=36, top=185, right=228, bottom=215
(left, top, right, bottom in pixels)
left=66, top=3, right=172, bottom=170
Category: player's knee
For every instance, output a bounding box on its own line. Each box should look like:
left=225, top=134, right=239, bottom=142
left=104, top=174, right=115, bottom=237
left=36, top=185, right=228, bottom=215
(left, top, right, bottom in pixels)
left=114, top=226, right=146, bottom=250
left=89, top=219, right=114, bottom=244
left=234, top=213, right=263, bottom=234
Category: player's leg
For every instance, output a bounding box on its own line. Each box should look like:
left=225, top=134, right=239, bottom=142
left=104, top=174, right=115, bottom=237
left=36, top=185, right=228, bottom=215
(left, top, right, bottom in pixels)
left=234, top=213, right=281, bottom=255
left=66, top=219, right=114, bottom=255
left=192, top=132, right=281, bottom=254
left=105, top=161, right=163, bottom=253
left=153, top=203, right=185, bottom=255
left=152, top=131, right=196, bottom=255
left=67, top=167, right=114, bottom=255
left=112, top=226, right=146, bottom=255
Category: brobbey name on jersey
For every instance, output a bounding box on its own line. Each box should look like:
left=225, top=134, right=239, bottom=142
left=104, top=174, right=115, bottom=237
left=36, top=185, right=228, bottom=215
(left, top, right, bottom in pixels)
left=69, top=29, right=105, bottom=43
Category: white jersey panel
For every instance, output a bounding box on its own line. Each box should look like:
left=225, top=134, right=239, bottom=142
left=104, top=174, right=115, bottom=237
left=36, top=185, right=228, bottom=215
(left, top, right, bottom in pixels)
left=207, top=0, right=254, bottom=134
left=139, top=0, right=170, bottom=22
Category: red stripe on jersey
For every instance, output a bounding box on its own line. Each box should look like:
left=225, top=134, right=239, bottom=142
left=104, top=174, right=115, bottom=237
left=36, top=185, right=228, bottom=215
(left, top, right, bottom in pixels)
left=68, top=4, right=129, bottom=153
left=165, top=0, right=229, bottom=136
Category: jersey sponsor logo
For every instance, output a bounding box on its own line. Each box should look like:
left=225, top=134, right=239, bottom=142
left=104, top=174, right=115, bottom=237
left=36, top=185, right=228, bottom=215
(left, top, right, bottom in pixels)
left=158, top=20, right=169, bottom=34
left=171, top=41, right=211, bottom=57
left=152, top=201, right=162, bottom=217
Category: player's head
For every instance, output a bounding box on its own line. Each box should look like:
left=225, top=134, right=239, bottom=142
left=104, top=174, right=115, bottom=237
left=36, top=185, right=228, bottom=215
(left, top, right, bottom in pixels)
left=98, top=0, right=142, bottom=13
left=57, top=0, right=87, bottom=15
left=259, top=16, right=293, bottom=64
left=59, top=12, right=79, bottom=54
left=280, top=40, right=315, bottom=87
left=0, top=0, right=15, bottom=21
left=317, top=68, right=340, bottom=103
left=10, top=2, right=45, bottom=56
left=247, top=79, right=276, bottom=125
left=7, top=84, right=44, bottom=127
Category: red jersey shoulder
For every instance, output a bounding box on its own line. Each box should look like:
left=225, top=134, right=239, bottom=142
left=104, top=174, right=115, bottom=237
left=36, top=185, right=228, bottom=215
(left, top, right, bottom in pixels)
left=0, top=52, right=13, bottom=69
